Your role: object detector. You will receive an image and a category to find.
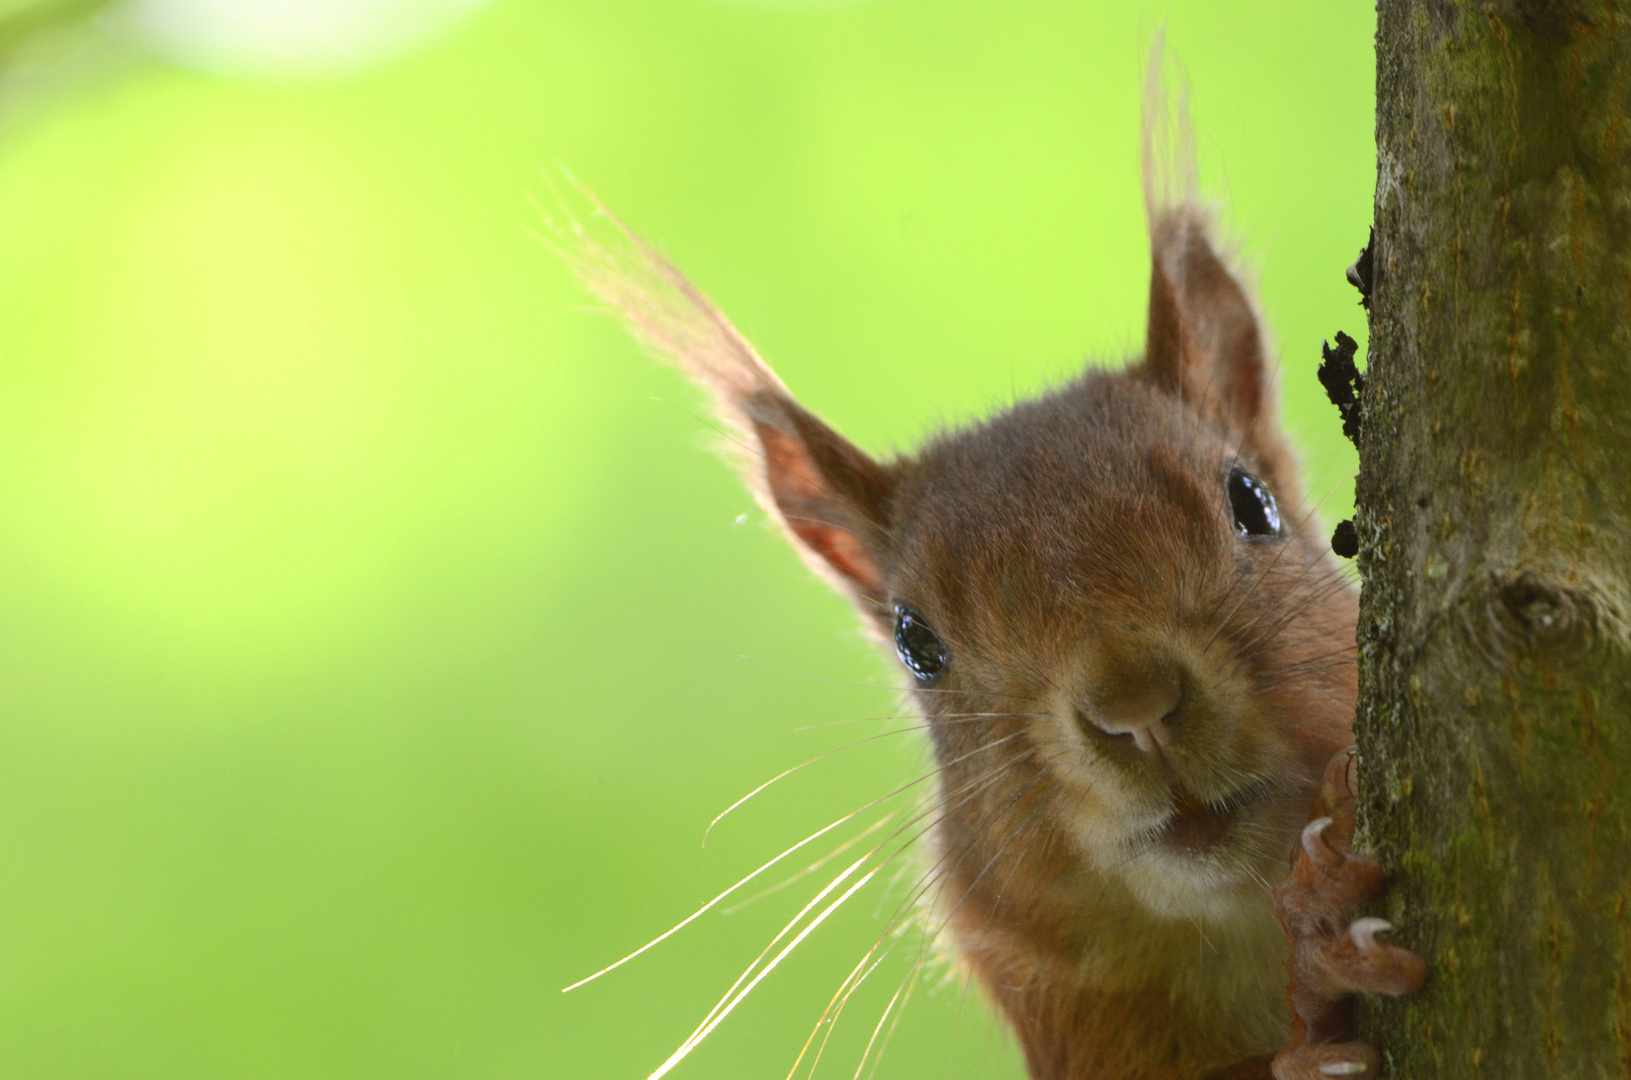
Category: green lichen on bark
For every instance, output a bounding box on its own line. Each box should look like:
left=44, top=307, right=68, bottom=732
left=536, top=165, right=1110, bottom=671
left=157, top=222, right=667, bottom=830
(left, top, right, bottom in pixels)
left=1357, top=0, right=1631, bottom=1074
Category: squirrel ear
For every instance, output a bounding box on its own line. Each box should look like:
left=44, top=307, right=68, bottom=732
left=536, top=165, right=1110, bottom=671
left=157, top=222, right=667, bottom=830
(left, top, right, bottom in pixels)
left=549, top=185, right=893, bottom=605
left=1142, top=210, right=1267, bottom=436
left=748, top=397, right=893, bottom=602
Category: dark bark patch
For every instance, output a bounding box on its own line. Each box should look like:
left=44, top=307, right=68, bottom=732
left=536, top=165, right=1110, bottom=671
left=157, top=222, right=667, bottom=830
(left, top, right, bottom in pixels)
left=1333, top=519, right=1360, bottom=558
left=1346, top=228, right=1375, bottom=310
left=1486, top=570, right=1598, bottom=656
left=1500, top=0, right=1596, bottom=39
left=1319, top=331, right=1366, bottom=446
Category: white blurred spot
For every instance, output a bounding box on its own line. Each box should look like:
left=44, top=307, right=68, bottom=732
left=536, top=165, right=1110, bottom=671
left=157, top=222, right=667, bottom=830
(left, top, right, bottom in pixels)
left=125, top=0, right=491, bottom=77
left=709, top=0, right=872, bottom=7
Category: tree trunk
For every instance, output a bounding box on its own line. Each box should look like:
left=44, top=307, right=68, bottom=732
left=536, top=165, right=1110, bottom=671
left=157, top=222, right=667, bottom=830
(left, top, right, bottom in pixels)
left=1356, top=1, right=1631, bottom=1075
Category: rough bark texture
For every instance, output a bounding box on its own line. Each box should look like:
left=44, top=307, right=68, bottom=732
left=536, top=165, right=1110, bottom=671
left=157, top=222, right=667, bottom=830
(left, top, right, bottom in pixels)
left=1357, top=1, right=1631, bottom=1075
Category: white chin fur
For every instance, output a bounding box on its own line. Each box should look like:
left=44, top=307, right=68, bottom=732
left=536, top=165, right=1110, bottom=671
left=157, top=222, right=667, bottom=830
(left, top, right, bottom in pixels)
left=1106, top=834, right=1265, bottom=923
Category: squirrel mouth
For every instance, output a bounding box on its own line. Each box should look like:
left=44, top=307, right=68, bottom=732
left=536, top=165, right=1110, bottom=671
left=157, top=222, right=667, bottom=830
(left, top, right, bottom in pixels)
left=1158, top=788, right=1246, bottom=853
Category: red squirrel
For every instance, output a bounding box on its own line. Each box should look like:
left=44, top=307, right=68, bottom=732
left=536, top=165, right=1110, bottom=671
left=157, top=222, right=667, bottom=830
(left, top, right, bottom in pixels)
left=555, top=54, right=1424, bottom=1080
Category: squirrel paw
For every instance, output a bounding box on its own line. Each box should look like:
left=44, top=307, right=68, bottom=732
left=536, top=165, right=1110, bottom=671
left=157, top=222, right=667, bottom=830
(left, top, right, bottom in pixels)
left=1270, top=751, right=1426, bottom=1080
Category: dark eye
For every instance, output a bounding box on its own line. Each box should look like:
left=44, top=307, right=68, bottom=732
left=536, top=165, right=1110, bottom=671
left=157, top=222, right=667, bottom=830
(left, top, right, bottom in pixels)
left=1228, top=467, right=1281, bottom=537
left=893, top=604, right=948, bottom=681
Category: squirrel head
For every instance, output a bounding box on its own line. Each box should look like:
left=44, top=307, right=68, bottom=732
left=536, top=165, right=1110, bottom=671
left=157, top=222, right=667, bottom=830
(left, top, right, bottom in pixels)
left=556, top=184, right=1354, bottom=930
left=552, top=66, right=1354, bottom=933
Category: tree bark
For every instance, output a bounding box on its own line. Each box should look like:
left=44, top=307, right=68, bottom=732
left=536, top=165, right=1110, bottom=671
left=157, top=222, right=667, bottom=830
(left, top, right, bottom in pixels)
left=1356, top=1, right=1631, bottom=1075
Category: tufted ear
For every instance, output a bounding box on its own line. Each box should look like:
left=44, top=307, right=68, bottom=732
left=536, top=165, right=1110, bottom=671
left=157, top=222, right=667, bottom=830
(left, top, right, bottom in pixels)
left=548, top=186, right=894, bottom=607
left=1139, top=43, right=1271, bottom=440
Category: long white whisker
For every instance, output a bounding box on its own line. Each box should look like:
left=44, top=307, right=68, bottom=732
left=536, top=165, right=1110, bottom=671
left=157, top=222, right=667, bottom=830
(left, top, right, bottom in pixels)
left=563, top=730, right=1028, bottom=993
left=793, top=944, right=899, bottom=1080
left=564, top=794, right=892, bottom=992
left=852, top=977, right=909, bottom=1080
left=677, top=854, right=875, bottom=1063
left=722, top=813, right=898, bottom=915
left=781, top=744, right=1043, bottom=1077
left=703, top=728, right=929, bottom=844
left=649, top=864, right=881, bottom=1080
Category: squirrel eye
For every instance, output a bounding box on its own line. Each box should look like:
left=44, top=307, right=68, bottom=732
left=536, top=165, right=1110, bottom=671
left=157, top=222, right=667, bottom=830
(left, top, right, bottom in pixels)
left=893, top=604, right=948, bottom=681
left=1228, top=467, right=1282, bottom=538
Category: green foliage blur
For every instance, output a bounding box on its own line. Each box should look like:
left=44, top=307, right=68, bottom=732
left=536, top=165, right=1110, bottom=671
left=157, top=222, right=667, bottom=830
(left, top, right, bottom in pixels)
left=0, top=2, right=1374, bottom=1076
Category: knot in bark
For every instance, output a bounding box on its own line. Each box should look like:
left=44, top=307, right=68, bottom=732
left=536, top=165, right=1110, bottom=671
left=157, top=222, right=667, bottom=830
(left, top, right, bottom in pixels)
left=1485, top=570, right=1597, bottom=657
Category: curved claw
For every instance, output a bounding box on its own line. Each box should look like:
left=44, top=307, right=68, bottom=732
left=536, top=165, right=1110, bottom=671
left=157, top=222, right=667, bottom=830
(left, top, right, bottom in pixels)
left=1349, top=917, right=1393, bottom=952
left=1273, top=1041, right=1381, bottom=1080
left=1301, top=816, right=1342, bottom=868
left=1312, top=917, right=1427, bottom=998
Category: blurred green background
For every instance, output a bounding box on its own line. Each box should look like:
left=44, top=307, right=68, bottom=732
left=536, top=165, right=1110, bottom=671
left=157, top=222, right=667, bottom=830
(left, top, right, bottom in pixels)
left=0, top=1, right=1374, bottom=1077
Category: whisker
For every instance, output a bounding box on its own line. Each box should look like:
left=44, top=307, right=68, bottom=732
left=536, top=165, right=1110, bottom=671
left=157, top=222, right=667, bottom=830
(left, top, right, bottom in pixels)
left=1254, top=654, right=1357, bottom=682
left=649, top=863, right=882, bottom=1080
left=852, top=976, right=909, bottom=1080
left=561, top=733, right=1011, bottom=993
left=1215, top=565, right=1343, bottom=665
left=793, top=711, right=1042, bottom=732
left=1200, top=479, right=1342, bottom=645
left=1250, top=625, right=1355, bottom=660
left=1232, top=571, right=1355, bottom=656
left=697, top=747, right=1047, bottom=1073
left=735, top=654, right=1038, bottom=701
left=861, top=959, right=921, bottom=1080
left=794, top=945, right=898, bottom=1080
left=570, top=708, right=1036, bottom=991
left=926, top=783, right=1053, bottom=942
left=782, top=745, right=1044, bottom=1078
left=690, top=855, right=879, bottom=1050
left=858, top=783, right=1060, bottom=1077
left=809, top=768, right=1052, bottom=1059
left=704, top=726, right=947, bottom=844
left=722, top=814, right=898, bottom=914
left=939, top=792, right=1056, bottom=1078
left=762, top=733, right=1040, bottom=923
left=643, top=734, right=1040, bottom=1078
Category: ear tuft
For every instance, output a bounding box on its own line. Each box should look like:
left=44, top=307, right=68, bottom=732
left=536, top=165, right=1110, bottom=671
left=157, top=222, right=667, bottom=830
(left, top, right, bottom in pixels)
left=542, top=176, right=787, bottom=419
left=1140, top=41, right=1271, bottom=440
left=1140, top=32, right=1199, bottom=229
left=544, top=177, right=894, bottom=606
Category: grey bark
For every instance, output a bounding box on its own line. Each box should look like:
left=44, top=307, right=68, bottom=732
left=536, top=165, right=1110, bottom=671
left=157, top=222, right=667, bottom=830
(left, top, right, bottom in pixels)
left=1356, top=1, right=1631, bottom=1075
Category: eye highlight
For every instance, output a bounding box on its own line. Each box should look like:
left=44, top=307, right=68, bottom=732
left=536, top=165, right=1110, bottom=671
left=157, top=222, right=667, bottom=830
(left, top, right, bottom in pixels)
left=893, top=604, right=948, bottom=681
left=1227, top=466, right=1281, bottom=538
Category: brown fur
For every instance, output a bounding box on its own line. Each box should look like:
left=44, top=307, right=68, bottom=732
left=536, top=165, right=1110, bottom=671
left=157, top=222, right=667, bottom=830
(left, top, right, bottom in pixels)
left=552, top=57, right=1358, bottom=1080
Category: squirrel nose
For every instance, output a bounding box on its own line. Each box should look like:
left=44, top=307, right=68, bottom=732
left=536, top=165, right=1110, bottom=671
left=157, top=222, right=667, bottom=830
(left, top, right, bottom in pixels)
left=1083, top=685, right=1182, bottom=754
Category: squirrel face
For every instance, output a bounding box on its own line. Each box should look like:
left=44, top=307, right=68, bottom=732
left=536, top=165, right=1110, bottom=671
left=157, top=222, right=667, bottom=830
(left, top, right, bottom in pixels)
left=879, top=369, right=1353, bottom=924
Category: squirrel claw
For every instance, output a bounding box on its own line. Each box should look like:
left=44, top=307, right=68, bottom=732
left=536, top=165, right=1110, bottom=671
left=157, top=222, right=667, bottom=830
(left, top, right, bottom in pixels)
left=1272, top=1043, right=1380, bottom=1080
left=1301, top=816, right=1341, bottom=867
left=1348, top=916, right=1390, bottom=950
left=1309, top=916, right=1427, bottom=998
left=1271, top=749, right=1425, bottom=1078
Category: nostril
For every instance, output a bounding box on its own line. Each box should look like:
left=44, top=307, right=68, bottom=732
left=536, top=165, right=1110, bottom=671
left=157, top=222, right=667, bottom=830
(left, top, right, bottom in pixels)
left=1080, top=685, right=1183, bottom=754
left=1076, top=708, right=1138, bottom=750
